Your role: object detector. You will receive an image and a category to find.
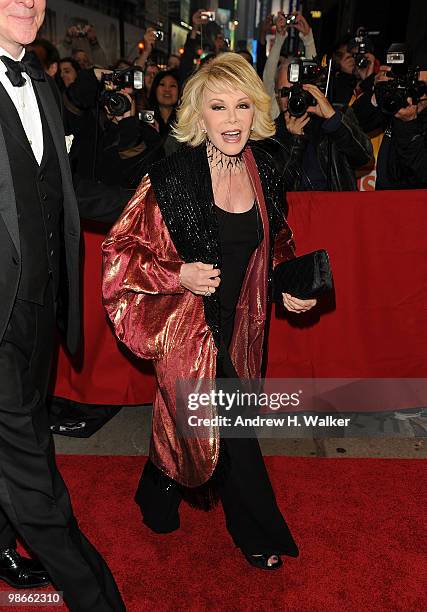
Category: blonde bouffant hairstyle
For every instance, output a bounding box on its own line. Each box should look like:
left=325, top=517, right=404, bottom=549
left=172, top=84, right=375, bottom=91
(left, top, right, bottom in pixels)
left=172, top=52, right=276, bottom=147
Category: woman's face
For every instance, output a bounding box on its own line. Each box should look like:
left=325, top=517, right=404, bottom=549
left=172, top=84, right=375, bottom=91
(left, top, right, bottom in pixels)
left=156, top=75, right=179, bottom=107
left=200, top=88, right=254, bottom=156
left=60, top=61, right=78, bottom=88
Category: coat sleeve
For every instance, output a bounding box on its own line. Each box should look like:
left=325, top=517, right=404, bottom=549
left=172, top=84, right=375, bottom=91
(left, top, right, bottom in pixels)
left=391, top=116, right=427, bottom=187
left=323, top=108, right=373, bottom=168
left=273, top=221, right=295, bottom=268
left=102, top=175, right=185, bottom=359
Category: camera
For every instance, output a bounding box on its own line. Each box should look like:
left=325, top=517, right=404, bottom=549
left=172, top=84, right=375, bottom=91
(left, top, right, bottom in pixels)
left=138, top=110, right=155, bottom=125
left=75, top=24, right=87, bottom=38
left=156, top=30, right=164, bottom=42
left=280, top=60, right=326, bottom=117
left=273, top=13, right=296, bottom=26
left=100, top=67, right=144, bottom=117
left=348, top=26, right=379, bottom=70
left=201, top=11, right=215, bottom=21
left=349, top=27, right=371, bottom=68
left=374, top=43, right=427, bottom=115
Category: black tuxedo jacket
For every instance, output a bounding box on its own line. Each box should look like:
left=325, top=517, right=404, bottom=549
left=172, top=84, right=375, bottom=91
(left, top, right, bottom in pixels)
left=0, top=74, right=81, bottom=354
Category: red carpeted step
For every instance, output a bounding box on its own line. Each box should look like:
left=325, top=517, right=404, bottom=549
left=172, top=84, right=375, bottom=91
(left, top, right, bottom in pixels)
left=2, top=456, right=425, bottom=611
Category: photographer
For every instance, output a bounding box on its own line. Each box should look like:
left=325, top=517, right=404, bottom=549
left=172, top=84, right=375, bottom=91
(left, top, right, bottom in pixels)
left=275, top=60, right=373, bottom=191
left=263, top=11, right=317, bottom=119
left=96, top=70, right=164, bottom=188
left=332, top=32, right=379, bottom=107
left=372, top=43, right=427, bottom=189
left=101, top=96, right=164, bottom=188
left=60, top=24, right=107, bottom=69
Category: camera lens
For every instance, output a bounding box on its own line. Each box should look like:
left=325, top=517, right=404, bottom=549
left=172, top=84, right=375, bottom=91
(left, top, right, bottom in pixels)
left=106, top=92, right=131, bottom=116
left=382, top=92, right=405, bottom=114
left=288, top=91, right=308, bottom=117
left=357, top=56, right=369, bottom=69
left=287, top=87, right=315, bottom=118
left=376, top=83, right=407, bottom=115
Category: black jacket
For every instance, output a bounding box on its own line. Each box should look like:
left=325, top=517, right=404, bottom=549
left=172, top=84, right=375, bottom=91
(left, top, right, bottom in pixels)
left=275, top=107, right=373, bottom=191
left=350, top=75, right=427, bottom=189
left=0, top=74, right=81, bottom=354
left=386, top=106, right=427, bottom=187
left=376, top=106, right=427, bottom=190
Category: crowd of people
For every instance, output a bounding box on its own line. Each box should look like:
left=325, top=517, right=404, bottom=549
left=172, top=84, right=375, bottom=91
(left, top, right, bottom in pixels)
left=0, top=1, right=426, bottom=609
left=27, top=8, right=427, bottom=198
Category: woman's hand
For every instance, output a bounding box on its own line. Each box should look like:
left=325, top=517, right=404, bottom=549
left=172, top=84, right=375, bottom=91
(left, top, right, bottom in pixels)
left=283, top=293, right=317, bottom=313
left=180, top=263, right=221, bottom=296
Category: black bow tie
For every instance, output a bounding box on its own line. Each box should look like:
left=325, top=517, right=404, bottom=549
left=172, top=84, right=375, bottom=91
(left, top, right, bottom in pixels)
left=1, top=52, right=45, bottom=87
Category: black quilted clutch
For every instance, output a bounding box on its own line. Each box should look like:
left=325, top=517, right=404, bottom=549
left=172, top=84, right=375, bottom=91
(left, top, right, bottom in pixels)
left=273, top=249, right=333, bottom=302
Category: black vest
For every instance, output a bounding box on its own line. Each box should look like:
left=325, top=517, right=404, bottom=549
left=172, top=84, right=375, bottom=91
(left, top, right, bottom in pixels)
left=0, top=83, right=63, bottom=304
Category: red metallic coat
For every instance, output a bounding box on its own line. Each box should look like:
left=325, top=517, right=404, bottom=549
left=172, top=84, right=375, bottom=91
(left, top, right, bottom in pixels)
left=102, top=146, right=294, bottom=487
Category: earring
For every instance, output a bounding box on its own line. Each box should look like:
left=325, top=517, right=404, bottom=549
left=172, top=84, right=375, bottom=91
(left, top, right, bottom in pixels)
left=250, top=126, right=254, bottom=132
left=202, top=128, right=207, bottom=133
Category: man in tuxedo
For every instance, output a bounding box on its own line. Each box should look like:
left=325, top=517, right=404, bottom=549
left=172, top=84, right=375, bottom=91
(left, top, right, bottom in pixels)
left=0, top=2, right=125, bottom=609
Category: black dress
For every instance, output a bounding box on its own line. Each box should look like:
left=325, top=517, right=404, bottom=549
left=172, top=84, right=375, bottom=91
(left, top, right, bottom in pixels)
left=135, top=203, right=298, bottom=558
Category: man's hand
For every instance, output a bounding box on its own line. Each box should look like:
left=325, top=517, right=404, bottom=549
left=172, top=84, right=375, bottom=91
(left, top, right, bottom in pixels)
left=85, top=25, right=98, bottom=44
left=94, top=68, right=112, bottom=81
left=193, top=9, right=209, bottom=27
left=292, top=14, right=311, bottom=37
left=394, top=96, right=427, bottom=122
left=179, top=263, right=221, bottom=296
left=190, top=9, right=209, bottom=39
left=374, top=65, right=392, bottom=86
left=283, top=293, right=317, bottom=313
left=284, top=111, right=310, bottom=135
left=371, top=65, right=392, bottom=106
left=275, top=11, right=288, bottom=36
left=66, top=26, right=80, bottom=39
left=394, top=100, right=418, bottom=122
left=303, top=84, right=335, bottom=119
left=143, top=27, right=157, bottom=54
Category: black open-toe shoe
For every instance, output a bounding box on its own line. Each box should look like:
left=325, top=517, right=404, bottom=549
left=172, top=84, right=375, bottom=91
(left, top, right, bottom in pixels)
left=241, top=551, right=283, bottom=571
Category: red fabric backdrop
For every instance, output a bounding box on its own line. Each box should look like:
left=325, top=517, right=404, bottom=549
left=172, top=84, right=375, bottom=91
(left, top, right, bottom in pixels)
left=53, top=190, right=427, bottom=405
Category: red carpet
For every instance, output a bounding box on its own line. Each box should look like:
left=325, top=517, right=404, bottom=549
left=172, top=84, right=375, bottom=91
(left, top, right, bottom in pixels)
left=2, top=456, right=425, bottom=611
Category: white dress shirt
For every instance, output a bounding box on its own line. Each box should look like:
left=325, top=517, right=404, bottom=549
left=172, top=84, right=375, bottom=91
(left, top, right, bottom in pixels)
left=0, top=46, right=43, bottom=164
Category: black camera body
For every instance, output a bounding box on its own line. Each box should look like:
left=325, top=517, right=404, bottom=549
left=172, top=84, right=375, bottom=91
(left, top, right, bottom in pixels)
left=350, top=27, right=371, bottom=69
left=100, top=67, right=143, bottom=117
left=138, top=110, right=155, bottom=125
left=374, top=43, right=427, bottom=115
left=280, top=60, right=326, bottom=117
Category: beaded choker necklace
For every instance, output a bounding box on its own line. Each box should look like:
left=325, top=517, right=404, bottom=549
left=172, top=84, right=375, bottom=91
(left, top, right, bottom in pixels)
left=206, top=139, right=245, bottom=174
left=206, top=139, right=255, bottom=212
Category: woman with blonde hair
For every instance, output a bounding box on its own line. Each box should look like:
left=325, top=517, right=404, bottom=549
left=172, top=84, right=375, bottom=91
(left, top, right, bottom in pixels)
left=102, top=53, right=316, bottom=570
